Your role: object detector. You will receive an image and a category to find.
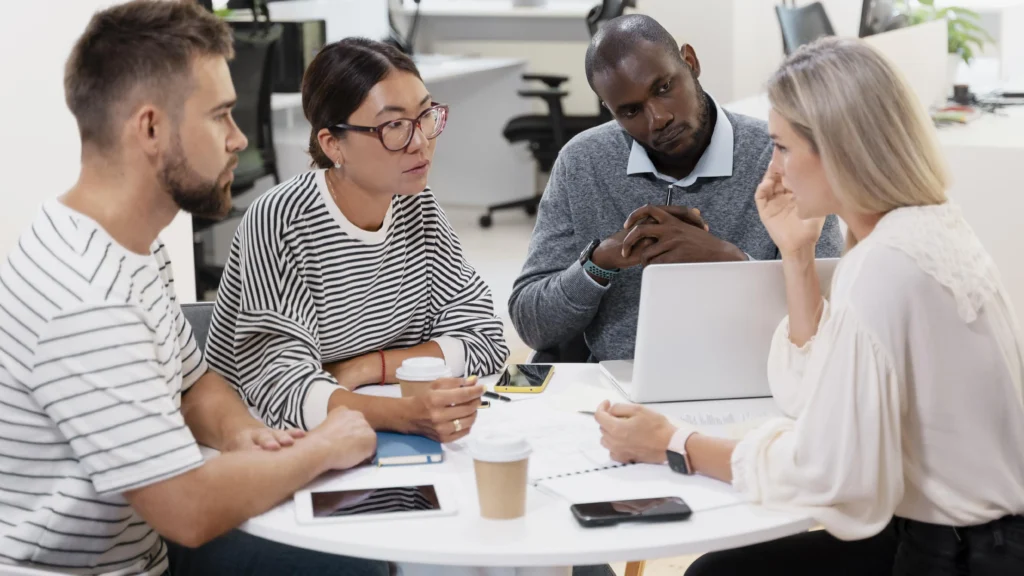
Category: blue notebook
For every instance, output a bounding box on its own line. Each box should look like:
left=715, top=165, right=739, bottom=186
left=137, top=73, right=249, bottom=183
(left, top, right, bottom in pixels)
left=373, top=432, right=444, bottom=467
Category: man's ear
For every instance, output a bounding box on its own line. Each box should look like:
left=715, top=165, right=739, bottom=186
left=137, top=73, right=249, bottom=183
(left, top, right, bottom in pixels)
left=133, top=104, right=163, bottom=159
left=680, top=44, right=701, bottom=78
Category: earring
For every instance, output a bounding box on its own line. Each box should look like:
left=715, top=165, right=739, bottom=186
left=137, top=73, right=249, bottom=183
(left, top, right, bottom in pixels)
left=334, top=161, right=341, bottom=169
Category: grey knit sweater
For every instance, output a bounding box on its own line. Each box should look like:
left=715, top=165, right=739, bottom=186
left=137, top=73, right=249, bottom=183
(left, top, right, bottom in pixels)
left=508, top=113, right=843, bottom=361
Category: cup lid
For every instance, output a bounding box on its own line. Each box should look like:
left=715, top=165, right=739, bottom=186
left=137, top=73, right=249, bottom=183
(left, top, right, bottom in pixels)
left=395, top=357, right=451, bottom=382
left=469, top=431, right=532, bottom=463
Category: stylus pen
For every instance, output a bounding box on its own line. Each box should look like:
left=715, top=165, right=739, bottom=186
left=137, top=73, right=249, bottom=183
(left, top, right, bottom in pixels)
left=483, top=390, right=512, bottom=402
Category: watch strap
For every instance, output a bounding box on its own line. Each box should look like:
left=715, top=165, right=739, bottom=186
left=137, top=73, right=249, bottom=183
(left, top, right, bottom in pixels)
left=665, top=425, right=699, bottom=475
left=583, top=258, right=620, bottom=280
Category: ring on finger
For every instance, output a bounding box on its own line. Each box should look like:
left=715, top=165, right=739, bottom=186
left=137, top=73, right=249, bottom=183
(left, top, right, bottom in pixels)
left=453, top=418, right=463, bottom=433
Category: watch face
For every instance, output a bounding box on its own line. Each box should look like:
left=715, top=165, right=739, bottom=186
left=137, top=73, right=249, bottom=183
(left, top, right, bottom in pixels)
left=580, top=239, right=600, bottom=265
left=666, top=450, right=690, bottom=475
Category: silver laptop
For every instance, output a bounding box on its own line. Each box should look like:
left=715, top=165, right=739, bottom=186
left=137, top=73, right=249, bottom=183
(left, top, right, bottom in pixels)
left=600, top=259, right=839, bottom=403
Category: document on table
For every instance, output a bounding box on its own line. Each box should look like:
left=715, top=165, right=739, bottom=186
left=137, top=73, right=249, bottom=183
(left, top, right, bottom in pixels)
left=535, top=463, right=741, bottom=512
left=473, top=401, right=624, bottom=484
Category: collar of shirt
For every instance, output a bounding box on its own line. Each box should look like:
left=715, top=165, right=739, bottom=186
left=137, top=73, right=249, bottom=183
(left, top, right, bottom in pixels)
left=625, top=94, right=734, bottom=188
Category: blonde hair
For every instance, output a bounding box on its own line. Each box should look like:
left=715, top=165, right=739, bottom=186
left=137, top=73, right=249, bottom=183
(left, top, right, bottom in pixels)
left=766, top=37, right=948, bottom=249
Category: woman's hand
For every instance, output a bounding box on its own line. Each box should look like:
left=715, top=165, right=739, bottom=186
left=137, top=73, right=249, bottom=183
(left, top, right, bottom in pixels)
left=403, top=377, right=483, bottom=443
left=754, top=167, right=825, bottom=259
left=594, top=401, right=677, bottom=464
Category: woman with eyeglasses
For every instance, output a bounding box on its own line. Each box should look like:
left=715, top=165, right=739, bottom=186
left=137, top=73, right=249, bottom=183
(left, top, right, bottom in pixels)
left=205, top=38, right=508, bottom=447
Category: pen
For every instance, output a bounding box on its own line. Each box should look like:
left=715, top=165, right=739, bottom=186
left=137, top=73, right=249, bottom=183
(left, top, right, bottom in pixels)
left=665, top=185, right=673, bottom=207
left=483, top=390, right=512, bottom=402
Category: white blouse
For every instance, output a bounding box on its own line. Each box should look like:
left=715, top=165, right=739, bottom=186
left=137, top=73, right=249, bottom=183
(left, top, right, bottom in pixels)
left=731, top=203, right=1024, bottom=540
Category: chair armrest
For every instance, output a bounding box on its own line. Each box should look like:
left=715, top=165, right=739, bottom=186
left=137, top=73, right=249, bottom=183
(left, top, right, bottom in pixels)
left=522, top=74, right=570, bottom=88
left=517, top=89, right=569, bottom=100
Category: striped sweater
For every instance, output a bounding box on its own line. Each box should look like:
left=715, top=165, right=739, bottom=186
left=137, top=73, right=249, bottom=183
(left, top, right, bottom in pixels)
left=206, top=170, right=508, bottom=430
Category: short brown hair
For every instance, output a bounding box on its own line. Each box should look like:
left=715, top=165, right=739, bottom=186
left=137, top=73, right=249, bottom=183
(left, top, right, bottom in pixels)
left=65, top=0, right=234, bottom=149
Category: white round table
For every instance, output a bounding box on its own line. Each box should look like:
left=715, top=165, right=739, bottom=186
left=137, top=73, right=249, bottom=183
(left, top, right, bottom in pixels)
left=239, top=364, right=815, bottom=572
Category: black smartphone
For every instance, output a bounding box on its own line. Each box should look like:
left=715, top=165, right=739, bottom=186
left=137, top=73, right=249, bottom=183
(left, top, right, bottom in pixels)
left=570, top=497, right=693, bottom=528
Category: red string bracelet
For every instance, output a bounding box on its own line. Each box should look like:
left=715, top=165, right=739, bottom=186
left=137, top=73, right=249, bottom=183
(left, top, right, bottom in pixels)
left=378, top=350, right=386, bottom=385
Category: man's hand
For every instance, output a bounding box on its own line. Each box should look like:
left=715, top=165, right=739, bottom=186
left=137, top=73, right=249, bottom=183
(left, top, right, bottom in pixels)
left=594, top=401, right=677, bottom=464
left=589, top=205, right=709, bottom=275
left=588, top=226, right=645, bottom=275
left=403, top=377, right=483, bottom=443
left=624, top=205, right=708, bottom=234
left=754, top=166, right=825, bottom=260
left=621, top=205, right=746, bottom=266
left=308, top=407, right=378, bottom=470
left=222, top=425, right=306, bottom=452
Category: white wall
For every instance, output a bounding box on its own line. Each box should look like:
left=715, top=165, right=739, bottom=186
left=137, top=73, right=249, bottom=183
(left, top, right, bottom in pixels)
left=424, top=0, right=845, bottom=113
left=0, top=0, right=196, bottom=302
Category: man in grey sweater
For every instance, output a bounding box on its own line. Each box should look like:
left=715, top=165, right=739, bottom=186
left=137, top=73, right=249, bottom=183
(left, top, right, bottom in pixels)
left=509, top=15, right=842, bottom=362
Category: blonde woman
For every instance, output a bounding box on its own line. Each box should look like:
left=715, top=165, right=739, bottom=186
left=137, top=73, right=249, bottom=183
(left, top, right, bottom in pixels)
left=596, top=37, right=1024, bottom=574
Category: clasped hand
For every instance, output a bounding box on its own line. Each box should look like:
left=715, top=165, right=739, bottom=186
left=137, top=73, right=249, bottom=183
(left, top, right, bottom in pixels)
left=592, top=205, right=743, bottom=270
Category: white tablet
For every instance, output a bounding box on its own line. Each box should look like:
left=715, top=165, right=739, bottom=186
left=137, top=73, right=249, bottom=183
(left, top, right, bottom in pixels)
left=294, top=480, right=459, bottom=524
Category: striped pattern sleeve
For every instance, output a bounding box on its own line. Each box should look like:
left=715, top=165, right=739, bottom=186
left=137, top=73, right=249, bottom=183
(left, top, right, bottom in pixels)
left=230, top=213, right=338, bottom=431
left=28, top=304, right=203, bottom=495
left=428, top=208, right=509, bottom=377
left=155, top=241, right=208, bottom=392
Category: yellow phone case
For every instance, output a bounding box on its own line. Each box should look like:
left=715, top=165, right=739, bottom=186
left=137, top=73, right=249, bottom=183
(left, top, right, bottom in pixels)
left=493, top=365, right=555, bottom=394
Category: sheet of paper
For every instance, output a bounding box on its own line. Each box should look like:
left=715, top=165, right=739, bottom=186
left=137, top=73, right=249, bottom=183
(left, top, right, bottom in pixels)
left=473, top=402, right=617, bottom=483
left=545, top=385, right=628, bottom=414
left=536, top=463, right=741, bottom=512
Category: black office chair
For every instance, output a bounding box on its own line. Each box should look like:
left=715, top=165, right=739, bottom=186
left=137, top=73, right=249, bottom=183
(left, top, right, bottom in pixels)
left=478, top=0, right=636, bottom=229
left=775, top=1, right=835, bottom=56
left=193, top=21, right=283, bottom=299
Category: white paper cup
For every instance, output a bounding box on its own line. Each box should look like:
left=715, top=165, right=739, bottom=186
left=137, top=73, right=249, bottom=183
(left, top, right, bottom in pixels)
left=395, top=357, right=452, bottom=397
left=470, top=432, right=532, bottom=519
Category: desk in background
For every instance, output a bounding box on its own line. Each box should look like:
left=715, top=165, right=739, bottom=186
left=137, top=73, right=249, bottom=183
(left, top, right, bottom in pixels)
left=396, top=0, right=595, bottom=42
left=271, top=55, right=534, bottom=209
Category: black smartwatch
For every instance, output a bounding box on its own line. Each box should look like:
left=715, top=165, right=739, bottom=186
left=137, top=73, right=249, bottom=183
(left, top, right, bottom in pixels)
left=579, top=239, right=619, bottom=280
left=666, top=449, right=693, bottom=475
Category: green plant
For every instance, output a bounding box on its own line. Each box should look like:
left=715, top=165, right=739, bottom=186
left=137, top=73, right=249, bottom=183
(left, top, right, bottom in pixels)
left=901, top=0, right=994, bottom=64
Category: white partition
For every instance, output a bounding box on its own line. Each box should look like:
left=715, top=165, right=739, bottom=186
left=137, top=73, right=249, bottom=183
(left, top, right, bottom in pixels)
left=863, top=19, right=949, bottom=108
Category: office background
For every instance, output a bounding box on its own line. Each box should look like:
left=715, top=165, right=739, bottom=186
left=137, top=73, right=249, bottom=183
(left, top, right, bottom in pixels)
left=0, top=1, right=1021, bottom=573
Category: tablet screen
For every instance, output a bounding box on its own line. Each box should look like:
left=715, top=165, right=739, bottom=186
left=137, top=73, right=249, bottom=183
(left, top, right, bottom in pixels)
left=311, top=485, right=440, bottom=518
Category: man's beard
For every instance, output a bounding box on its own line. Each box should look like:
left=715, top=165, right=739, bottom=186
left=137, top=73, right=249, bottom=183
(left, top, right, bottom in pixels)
left=644, top=70, right=714, bottom=171
left=688, top=74, right=713, bottom=154
left=161, top=134, right=236, bottom=219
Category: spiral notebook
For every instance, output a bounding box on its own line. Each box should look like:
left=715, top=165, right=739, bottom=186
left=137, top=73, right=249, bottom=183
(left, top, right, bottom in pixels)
left=534, top=462, right=742, bottom=512
left=528, top=447, right=637, bottom=485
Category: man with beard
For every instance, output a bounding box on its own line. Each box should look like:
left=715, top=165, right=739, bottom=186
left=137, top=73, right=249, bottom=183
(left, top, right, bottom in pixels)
left=509, top=15, right=842, bottom=362
left=0, top=2, right=386, bottom=576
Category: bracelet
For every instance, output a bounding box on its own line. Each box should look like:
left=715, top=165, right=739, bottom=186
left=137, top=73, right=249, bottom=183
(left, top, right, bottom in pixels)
left=378, top=350, right=386, bottom=385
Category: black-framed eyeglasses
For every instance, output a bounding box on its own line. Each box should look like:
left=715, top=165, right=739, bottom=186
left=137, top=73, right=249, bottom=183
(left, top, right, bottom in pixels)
left=328, top=103, right=449, bottom=152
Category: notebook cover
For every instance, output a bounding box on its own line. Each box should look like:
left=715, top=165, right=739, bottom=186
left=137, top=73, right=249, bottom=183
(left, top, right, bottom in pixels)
left=372, top=432, right=444, bottom=467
